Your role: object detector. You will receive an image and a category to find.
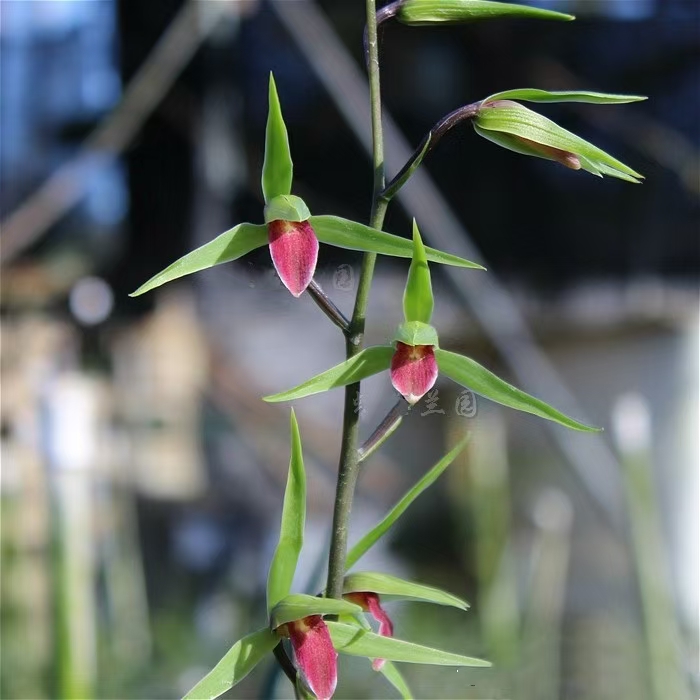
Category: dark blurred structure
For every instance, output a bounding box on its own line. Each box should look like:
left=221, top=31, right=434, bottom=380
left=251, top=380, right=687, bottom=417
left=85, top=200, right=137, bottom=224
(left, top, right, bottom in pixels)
left=1, top=1, right=698, bottom=699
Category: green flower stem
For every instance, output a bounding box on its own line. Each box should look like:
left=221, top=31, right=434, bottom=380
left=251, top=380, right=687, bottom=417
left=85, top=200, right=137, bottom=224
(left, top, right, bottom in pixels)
left=358, top=398, right=410, bottom=463
left=325, top=0, right=387, bottom=601
left=307, top=279, right=351, bottom=335
left=381, top=102, right=481, bottom=201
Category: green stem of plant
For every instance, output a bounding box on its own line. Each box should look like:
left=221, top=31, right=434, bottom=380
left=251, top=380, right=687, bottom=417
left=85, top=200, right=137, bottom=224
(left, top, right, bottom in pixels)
left=325, top=0, right=387, bottom=601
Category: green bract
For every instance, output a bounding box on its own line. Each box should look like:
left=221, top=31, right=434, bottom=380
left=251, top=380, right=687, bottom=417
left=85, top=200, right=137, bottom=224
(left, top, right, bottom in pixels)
left=267, top=410, right=306, bottom=612
left=398, top=0, right=574, bottom=25
left=270, top=594, right=362, bottom=630
left=344, top=571, right=469, bottom=610
left=393, top=321, right=439, bottom=347
left=475, top=96, right=644, bottom=182
left=482, top=88, right=647, bottom=105
left=403, top=221, right=434, bottom=324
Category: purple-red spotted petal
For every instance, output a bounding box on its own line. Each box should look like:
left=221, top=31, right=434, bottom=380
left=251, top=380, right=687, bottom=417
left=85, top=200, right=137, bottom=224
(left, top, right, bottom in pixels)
left=268, top=219, right=319, bottom=297
left=390, top=342, right=438, bottom=405
left=285, top=616, right=337, bottom=700
left=344, top=592, right=394, bottom=671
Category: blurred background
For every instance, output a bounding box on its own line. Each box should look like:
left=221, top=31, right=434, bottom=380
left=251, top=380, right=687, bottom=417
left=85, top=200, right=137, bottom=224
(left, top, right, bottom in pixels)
left=1, top=1, right=698, bottom=698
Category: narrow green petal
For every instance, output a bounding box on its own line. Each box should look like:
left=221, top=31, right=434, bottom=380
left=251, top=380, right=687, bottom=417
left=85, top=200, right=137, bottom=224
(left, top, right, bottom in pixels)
left=380, top=661, right=414, bottom=699
left=344, top=572, right=469, bottom=610
left=436, top=349, right=599, bottom=432
left=346, top=435, right=469, bottom=569
left=183, top=627, right=278, bottom=700
left=270, top=594, right=362, bottom=630
left=129, top=223, right=267, bottom=297
left=475, top=104, right=643, bottom=181
left=403, top=220, right=434, bottom=324
left=398, top=0, right=573, bottom=25
left=483, top=89, right=647, bottom=105
left=327, top=622, right=491, bottom=667
left=267, top=410, right=306, bottom=612
left=311, top=215, right=485, bottom=270
left=262, top=73, right=293, bottom=203
left=263, top=346, right=394, bottom=403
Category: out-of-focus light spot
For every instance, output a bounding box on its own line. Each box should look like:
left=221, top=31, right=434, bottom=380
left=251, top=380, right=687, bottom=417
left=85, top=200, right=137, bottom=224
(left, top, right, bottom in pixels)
left=612, top=393, right=652, bottom=453
left=69, top=276, right=114, bottom=326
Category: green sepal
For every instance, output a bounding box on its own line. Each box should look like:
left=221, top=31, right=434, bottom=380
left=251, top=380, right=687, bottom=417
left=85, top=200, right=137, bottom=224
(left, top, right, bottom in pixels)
left=474, top=102, right=643, bottom=182
left=346, top=435, right=470, bottom=569
left=263, top=194, right=311, bottom=224
left=269, top=594, right=362, bottom=630
left=403, top=220, right=434, bottom=324
left=379, top=661, right=413, bottom=699
left=392, top=321, right=439, bottom=348
left=327, top=622, right=491, bottom=667
left=262, top=73, right=293, bottom=203
left=398, top=0, right=574, bottom=25
left=483, top=89, right=647, bottom=105
left=129, top=223, right=268, bottom=297
left=263, top=346, right=394, bottom=403
left=435, top=348, right=600, bottom=432
left=310, top=215, right=485, bottom=270
left=344, top=572, right=469, bottom=610
left=182, top=627, right=278, bottom=700
left=267, top=410, right=306, bottom=612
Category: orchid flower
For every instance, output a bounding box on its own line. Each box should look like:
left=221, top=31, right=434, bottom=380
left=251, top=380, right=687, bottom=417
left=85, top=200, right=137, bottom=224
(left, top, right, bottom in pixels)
left=131, top=74, right=482, bottom=300
left=264, top=221, right=599, bottom=433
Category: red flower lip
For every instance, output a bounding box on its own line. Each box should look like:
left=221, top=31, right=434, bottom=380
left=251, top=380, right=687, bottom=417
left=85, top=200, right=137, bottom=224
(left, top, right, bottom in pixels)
left=390, top=342, right=438, bottom=405
left=344, top=591, right=394, bottom=671
left=268, top=219, right=319, bottom=297
left=281, top=615, right=337, bottom=700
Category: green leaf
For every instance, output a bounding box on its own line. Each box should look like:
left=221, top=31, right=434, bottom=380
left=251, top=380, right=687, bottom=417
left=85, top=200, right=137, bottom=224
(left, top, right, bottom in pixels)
left=262, top=73, right=293, bottom=203
left=183, top=627, right=278, bottom=700
left=398, top=0, right=574, bottom=25
left=267, top=410, right=306, bottom=612
left=435, top=349, right=600, bottom=432
left=344, top=571, right=469, bottom=610
left=403, top=221, right=434, bottom=324
left=310, top=216, right=485, bottom=270
left=483, top=89, right=647, bottom=105
left=129, top=223, right=267, bottom=297
left=263, top=346, right=394, bottom=403
left=327, top=622, right=491, bottom=667
left=346, top=435, right=470, bottom=569
left=474, top=103, right=643, bottom=182
left=379, top=661, right=414, bottom=699
left=269, top=594, right=362, bottom=629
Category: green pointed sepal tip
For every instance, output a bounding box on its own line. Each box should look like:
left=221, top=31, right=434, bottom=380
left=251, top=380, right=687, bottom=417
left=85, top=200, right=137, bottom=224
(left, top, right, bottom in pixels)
left=402, top=220, right=434, bottom=324
left=264, top=194, right=311, bottom=224
left=262, top=72, right=294, bottom=204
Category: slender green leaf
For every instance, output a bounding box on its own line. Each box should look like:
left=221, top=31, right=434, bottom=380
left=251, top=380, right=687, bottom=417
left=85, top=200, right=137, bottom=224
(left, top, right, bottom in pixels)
left=267, top=410, right=306, bottom=612
left=262, top=73, right=293, bottom=203
left=263, top=346, right=394, bottom=403
left=327, top=622, right=491, bottom=667
left=344, top=572, right=469, bottom=610
left=403, top=221, right=434, bottom=324
left=270, top=594, right=362, bottom=630
left=346, top=435, right=470, bottom=569
left=311, top=216, right=485, bottom=270
left=435, top=349, right=600, bottom=432
left=183, top=627, right=278, bottom=700
left=484, top=89, right=647, bottom=105
left=129, top=223, right=267, bottom=297
left=380, top=661, right=414, bottom=699
left=475, top=103, right=643, bottom=181
left=398, top=0, right=573, bottom=24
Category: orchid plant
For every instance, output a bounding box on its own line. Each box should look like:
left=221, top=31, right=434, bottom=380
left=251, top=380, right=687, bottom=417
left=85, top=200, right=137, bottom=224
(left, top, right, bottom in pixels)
left=132, top=1, right=645, bottom=698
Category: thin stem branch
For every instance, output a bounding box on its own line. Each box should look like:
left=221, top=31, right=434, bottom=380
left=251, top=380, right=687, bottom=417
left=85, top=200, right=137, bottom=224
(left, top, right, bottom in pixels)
left=307, top=279, right=351, bottom=335
left=381, top=102, right=481, bottom=201
left=325, top=0, right=387, bottom=601
left=358, top=398, right=410, bottom=463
